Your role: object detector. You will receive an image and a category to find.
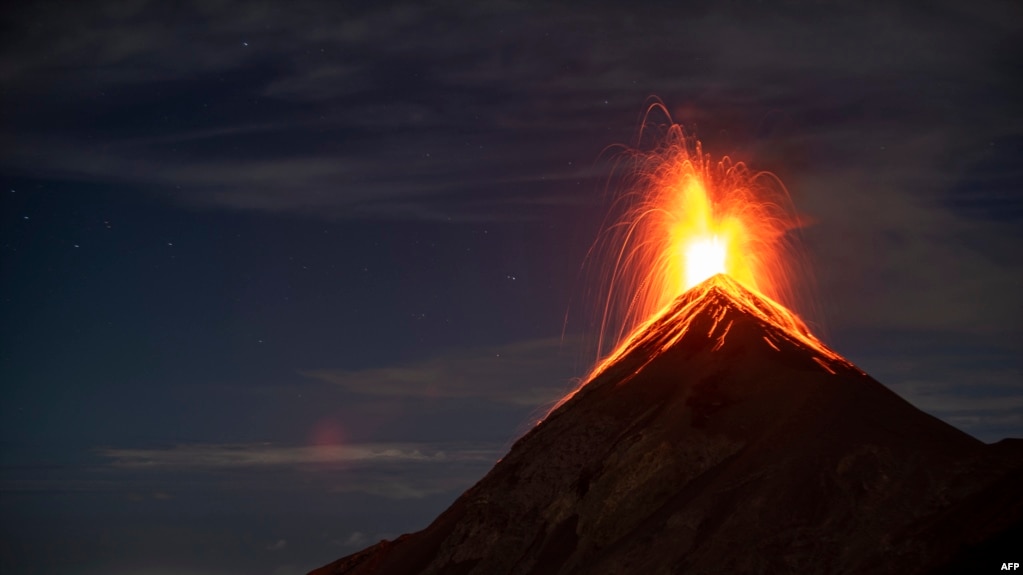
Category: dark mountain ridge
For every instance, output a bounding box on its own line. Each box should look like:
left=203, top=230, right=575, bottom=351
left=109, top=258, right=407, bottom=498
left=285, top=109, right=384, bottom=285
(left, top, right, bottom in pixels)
left=310, top=274, right=1022, bottom=575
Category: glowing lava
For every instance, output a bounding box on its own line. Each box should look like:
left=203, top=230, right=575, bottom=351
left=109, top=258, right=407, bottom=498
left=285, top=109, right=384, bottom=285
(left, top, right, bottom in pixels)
left=586, top=273, right=855, bottom=385
left=578, top=104, right=838, bottom=385
left=684, top=236, right=726, bottom=288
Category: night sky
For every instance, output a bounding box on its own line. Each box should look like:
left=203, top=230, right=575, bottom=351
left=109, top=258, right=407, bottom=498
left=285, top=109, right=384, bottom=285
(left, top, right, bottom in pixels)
left=2, top=2, right=1021, bottom=574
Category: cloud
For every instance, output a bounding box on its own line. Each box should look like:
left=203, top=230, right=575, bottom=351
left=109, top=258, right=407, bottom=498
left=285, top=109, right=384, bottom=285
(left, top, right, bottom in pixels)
left=793, top=157, right=1023, bottom=335
left=3, top=125, right=599, bottom=222
left=0, top=1, right=1018, bottom=438
left=98, top=441, right=502, bottom=469
left=87, top=440, right=505, bottom=499
left=266, top=539, right=287, bottom=551
left=322, top=460, right=500, bottom=499
left=3, top=0, right=1019, bottom=234
left=1, top=2, right=239, bottom=87
left=261, top=63, right=370, bottom=102
left=855, top=339, right=1023, bottom=441
left=2, top=441, right=502, bottom=500
left=301, top=337, right=583, bottom=406
left=342, top=531, right=369, bottom=548
left=125, top=491, right=173, bottom=502
left=94, top=570, right=242, bottom=575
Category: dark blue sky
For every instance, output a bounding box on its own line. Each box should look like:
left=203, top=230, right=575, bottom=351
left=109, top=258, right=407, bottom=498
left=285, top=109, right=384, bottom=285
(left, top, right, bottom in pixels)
left=2, top=1, right=1021, bottom=574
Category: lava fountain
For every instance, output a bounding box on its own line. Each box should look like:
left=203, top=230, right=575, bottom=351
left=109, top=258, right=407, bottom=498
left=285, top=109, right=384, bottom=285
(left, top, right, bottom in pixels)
left=580, top=103, right=837, bottom=385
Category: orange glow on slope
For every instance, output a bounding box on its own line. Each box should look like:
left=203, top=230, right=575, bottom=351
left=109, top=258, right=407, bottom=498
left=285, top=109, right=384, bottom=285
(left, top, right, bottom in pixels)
left=587, top=274, right=853, bottom=383
left=588, top=104, right=812, bottom=364
left=549, top=274, right=857, bottom=415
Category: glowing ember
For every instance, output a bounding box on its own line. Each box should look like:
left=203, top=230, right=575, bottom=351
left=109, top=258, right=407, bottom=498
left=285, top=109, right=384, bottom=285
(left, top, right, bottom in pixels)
left=586, top=274, right=854, bottom=383
left=571, top=104, right=844, bottom=387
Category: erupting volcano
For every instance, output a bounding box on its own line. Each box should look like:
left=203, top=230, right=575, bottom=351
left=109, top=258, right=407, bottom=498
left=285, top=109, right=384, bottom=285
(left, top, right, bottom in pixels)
left=560, top=111, right=838, bottom=412
left=308, top=115, right=1023, bottom=575
left=585, top=109, right=811, bottom=370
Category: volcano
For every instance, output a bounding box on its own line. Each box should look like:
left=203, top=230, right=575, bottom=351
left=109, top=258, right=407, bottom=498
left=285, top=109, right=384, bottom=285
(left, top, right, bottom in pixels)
left=309, top=275, right=1023, bottom=575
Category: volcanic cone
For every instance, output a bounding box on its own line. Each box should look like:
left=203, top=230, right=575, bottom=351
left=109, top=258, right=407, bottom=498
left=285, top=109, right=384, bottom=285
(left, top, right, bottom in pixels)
left=309, top=275, right=1023, bottom=575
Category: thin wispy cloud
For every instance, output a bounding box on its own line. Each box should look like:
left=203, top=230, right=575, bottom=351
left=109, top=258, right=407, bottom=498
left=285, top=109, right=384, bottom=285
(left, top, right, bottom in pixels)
left=265, top=539, right=287, bottom=552
left=301, top=337, right=583, bottom=407
left=5, top=2, right=1017, bottom=224
left=89, top=441, right=505, bottom=500
left=98, top=441, right=503, bottom=469
left=859, top=343, right=1023, bottom=441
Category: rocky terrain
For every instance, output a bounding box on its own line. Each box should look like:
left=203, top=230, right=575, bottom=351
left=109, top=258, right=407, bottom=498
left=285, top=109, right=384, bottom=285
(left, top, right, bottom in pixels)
left=309, top=275, right=1023, bottom=575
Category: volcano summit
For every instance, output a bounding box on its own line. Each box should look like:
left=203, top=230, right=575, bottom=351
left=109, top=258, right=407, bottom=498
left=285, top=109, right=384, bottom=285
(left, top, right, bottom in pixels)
left=309, top=275, right=1022, bottom=575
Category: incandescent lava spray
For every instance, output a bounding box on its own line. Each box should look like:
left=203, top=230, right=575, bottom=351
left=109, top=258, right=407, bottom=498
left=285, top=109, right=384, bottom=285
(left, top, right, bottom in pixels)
left=573, top=104, right=850, bottom=400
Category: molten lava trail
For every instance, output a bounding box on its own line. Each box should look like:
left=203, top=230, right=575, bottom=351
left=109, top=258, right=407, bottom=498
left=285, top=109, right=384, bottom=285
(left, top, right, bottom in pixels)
left=568, top=106, right=849, bottom=412
left=588, top=274, right=854, bottom=382
left=589, top=107, right=809, bottom=363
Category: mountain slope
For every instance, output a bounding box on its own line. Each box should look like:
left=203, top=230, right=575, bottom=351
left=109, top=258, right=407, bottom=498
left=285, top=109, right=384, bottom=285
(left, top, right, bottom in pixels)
left=309, top=275, right=1022, bottom=575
